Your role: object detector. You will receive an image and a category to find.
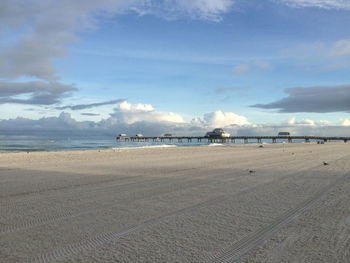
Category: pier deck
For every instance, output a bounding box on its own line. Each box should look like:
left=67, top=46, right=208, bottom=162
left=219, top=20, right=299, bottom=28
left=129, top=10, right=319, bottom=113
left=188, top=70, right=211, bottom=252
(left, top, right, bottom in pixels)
left=117, top=136, right=350, bottom=143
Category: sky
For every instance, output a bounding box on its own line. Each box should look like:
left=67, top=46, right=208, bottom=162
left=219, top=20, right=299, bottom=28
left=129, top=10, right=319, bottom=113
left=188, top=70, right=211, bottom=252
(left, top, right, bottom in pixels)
left=1, top=0, right=350, bottom=137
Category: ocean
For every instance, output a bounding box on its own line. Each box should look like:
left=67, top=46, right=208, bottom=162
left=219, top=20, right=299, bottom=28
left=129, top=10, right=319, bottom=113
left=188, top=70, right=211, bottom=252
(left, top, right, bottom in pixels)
left=0, top=135, right=310, bottom=153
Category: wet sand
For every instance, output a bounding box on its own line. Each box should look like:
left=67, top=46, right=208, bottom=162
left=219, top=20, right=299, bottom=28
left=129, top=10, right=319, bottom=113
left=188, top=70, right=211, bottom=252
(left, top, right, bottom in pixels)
left=0, top=143, right=350, bottom=262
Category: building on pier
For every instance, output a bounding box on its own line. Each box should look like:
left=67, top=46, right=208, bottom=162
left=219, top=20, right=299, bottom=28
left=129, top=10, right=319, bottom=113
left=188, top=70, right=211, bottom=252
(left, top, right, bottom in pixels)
left=278, top=132, right=290, bottom=136
left=205, top=128, right=230, bottom=138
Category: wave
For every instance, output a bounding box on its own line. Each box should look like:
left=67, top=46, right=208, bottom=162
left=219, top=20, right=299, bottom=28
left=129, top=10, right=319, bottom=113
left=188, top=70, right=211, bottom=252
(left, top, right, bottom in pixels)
left=207, top=143, right=224, bottom=147
left=113, top=144, right=177, bottom=150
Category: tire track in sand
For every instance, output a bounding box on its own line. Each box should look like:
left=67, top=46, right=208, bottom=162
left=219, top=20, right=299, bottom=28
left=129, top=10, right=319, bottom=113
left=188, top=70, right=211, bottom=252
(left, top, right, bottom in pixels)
left=206, top=173, right=350, bottom=263
left=1, top=159, right=322, bottom=236
left=0, top=167, right=198, bottom=199
left=15, top=155, right=349, bottom=262
left=0, top=174, right=223, bottom=235
left=21, top=195, right=228, bottom=263
left=20, top=162, right=335, bottom=263
left=22, top=168, right=299, bottom=263
left=2, top=148, right=317, bottom=202
left=0, top=168, right=203, bottom=213
left=1, top=154, right=328, bottom=234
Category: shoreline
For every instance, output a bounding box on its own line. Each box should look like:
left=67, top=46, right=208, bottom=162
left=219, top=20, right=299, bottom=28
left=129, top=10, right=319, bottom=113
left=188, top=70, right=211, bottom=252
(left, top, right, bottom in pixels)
left=0, top=140, right=346, bottom=155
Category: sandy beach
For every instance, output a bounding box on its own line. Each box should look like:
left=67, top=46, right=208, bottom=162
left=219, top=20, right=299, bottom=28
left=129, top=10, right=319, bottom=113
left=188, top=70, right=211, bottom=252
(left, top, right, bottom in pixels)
left=1, top=143, right=350, bottom=262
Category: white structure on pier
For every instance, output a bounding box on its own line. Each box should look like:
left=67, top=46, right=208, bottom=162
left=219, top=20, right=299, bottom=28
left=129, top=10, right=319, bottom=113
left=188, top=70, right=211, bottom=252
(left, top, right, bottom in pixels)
left=205, top=128, right=230, bottom=138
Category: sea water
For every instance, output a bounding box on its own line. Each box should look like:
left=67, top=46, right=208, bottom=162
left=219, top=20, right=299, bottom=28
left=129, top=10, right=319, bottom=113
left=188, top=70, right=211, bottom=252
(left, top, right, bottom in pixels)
left=0, top=135, right=308, bottom=153
left=0, top=135, right=206, bottom=152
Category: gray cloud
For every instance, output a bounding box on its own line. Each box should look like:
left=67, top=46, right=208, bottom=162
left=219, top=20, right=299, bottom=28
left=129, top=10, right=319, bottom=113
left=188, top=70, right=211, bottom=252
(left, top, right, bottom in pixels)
left=0, top=0, right=125, bottom=80
left=0, top=1, right=39, bottom=31
left=251, top=85, right=350, bottom=113
left=0, top=0, right=234, bottom=105
left=1, top=4, right=73, bottom=80
left=81, top=113, right=101, bottom=116
left=56, top=99, right=125, bottom=110
left=0, top=0, right=234, bottom=81
left=0, top=81, right=77, bottom=105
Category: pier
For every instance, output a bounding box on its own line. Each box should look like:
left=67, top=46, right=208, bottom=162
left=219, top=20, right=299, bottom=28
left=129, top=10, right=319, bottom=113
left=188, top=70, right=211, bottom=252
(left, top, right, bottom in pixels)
left=117, top=135, right=350, bottom=143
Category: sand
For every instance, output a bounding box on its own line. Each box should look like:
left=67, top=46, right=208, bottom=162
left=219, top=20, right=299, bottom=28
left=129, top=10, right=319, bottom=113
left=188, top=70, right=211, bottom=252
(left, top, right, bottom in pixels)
left=0, top=143, right=349, bottom=262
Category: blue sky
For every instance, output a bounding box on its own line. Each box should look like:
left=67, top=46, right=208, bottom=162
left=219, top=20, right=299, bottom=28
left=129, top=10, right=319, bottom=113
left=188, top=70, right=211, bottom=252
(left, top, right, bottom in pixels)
left=1, top=0, right=350, bottom=136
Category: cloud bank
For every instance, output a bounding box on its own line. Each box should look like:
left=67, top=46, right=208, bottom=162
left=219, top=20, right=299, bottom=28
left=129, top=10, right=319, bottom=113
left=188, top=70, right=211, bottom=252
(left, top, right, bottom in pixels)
left=1, top=101, right=349, bottom=138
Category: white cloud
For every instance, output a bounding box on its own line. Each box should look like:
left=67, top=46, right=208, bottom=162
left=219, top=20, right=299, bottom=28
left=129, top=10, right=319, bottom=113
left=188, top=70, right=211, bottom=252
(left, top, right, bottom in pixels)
left=233, top=64, right=250, bottom=74
left=340, top=119, right=350, bottom=126
left=281, top=40, right=350, bottom=60
left=119, top=101, right=154, bottom=112
left=201, top=110, right=250, bottom=127
left=287, top=116, right=332, bottom=126
left=328, top=40, right=350, bottom=58
left=317, top=61, right=349, bottom=72
left=278, top=0, right=350, bottom=10
left=279, top=40, right=350, bottom=74
left=131, top=0, right=234, bottom=21
left=254, top=61, right=272, bottom=70
left=318, top=120, right=332, bottom=126
left=232, top=61, right=272, bottom=74
left=286, top=116, right=315, bottom=126
left=299, top=119, right=315, bottom=126
left=111, top=101, right=185, bottom=124
left=287, top=116, right=297, bottom=124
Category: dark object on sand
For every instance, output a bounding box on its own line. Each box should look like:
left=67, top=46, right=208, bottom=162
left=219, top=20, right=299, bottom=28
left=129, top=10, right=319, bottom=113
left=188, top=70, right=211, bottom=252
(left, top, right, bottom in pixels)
left=259, top=145, right=264, bottom=148
left=323, top=161, right=329, bottom=165
left=249, top=170, right=256, bottom=174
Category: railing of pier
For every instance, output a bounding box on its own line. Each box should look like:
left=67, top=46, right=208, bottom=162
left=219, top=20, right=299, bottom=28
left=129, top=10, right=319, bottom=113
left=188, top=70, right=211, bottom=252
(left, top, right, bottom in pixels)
left=116, top=136, right=350, bottom=143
